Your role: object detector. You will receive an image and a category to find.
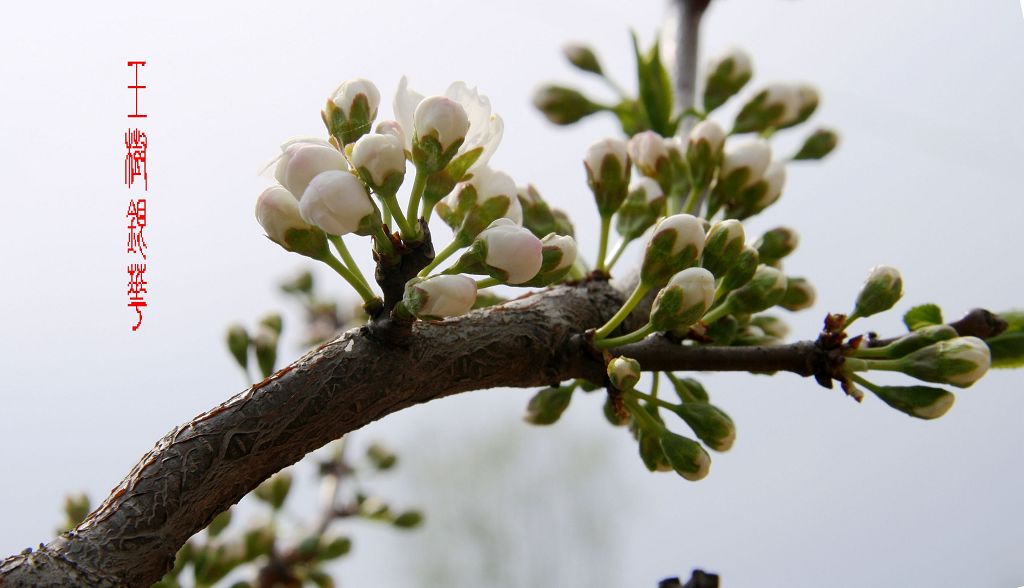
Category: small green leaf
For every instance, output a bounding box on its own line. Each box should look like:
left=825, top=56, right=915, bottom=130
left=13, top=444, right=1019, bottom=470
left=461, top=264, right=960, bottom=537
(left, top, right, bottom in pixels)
left=986, top=312, right=1024, bottom=369
left=903, top=304, right=943, bottom=331
left=393, top=510, right=424, bottom=529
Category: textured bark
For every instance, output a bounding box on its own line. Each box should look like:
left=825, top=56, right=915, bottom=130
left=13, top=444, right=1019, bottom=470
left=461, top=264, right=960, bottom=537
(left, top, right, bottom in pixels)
left=0, top=280, right=621, bottom=587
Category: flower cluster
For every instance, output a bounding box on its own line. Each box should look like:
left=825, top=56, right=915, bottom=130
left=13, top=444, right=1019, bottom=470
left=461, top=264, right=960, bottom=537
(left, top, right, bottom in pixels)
left=255, top=77, right=577, bottom=322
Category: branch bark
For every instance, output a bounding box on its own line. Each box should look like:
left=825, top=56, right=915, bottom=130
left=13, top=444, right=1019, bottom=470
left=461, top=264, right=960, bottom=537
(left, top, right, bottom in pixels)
left=672, top=0, right=712, bottom=123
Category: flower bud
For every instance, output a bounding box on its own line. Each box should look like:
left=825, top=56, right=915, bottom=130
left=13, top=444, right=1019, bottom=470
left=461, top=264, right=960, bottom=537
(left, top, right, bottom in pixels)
left=351, top=133, right=406, bottom=197
left=376, top=120, right=407, bottom=145
left=533, top=85, right=603, bottom=125
left=670, top=376, right=710, bottom=403
left=725, top=264, right=788, bottom=315
left=859, top=325, right=959, bottom=360
left=299, top=171, right=377, bottom=237
left=701, top=219, right=745, bottom=277
left=276, top=144, right=349, bottom=201
left=719, top=245, right=760, bottom=292
left=562, top=43, right=603, bottom=75
left=756, top=227, right=799, bottom=264
left=658, top=430, right=711, bottom=481
left=868, top=384, right=956, bottom=420
left=638, top=426, right=673, bottom=472
left=650, top=268, right=716, bottom=332
left=754, top=160, right=787, bottom=212
left=523, top=233, right=578, bottom=287
left=253, top=326, right=279, bottom=379
left=751, top=315, right=789, bottom=339
left=778, top=84, right=819, bottom=129
left=671, top=403, right=736, bottom=452
left=893, top=336, right=991, bottom=388
left=608, top=356, right=641, bottom=391
left=628, top=131, right=673, bottom=190
left=436, top=166, right=521, bottom=244
left=552, top=208, right=576, bottom=238
left=584, top=138, right=631, bottom=217
left=640, top=214, right=706, bottom=287
left=260, top=313, right=283, bottom=336
left=412, top=96, right=471, bottom=172
left=733, top=83, right=802, bottom=133
left=324, top=78, right=381, bottom=145
left=850, top=265, right=903, bottom=321
left=793, top=128, right=839, bottom=161
left=720, top=139, right=771, bottom=188
left=403, top=275, right=477, bottom=320
left=517, top=184, right=557, bottom=238
left=781, top=277, right=816, bottom=311
left=524, top=385, right=574, bottom=425
left=479, top=219, right=544, bottom=284
left=256, top=185, right=328, bottom=258
left=226, top=324, right=250, bottom=369
left=703, top=47, right=753, bottom=113
left=615, top=177, right=666, bottom=241
left=686, top=120, right=726, bottom=190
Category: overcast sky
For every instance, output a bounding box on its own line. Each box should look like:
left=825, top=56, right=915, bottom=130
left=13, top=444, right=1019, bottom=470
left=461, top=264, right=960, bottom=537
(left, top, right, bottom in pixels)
left=1, top=1, right=1022, bottom=587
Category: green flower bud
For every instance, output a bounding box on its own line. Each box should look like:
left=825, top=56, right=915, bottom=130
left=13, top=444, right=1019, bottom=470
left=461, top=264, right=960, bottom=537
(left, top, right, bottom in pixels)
left=719, top=245, right=760, bottom=292
left=628, top=131, right=673, bottom=191
left=781, top=277, right=816, bottom=311
left=705, top=314, right=739, bottom=344
left=650, top=268, right=716, bottom=332
left=892, top=336, right=991, bottom=388
left=551, top=208, right=576, bottom=239
left=318, top=536, right=353, bottom=560
left=793, top=128, right=839, bottom=161
left=225, top=324, right=250, bottom=370
left=517, top=184, right=557, bottom=238
left=323, top=78, right=380, bottom=146
left=686, top=120, right=727, bottom=190
left=608, top=356, right=641, bottom=391
left=254, top=471, right=292, bottom=510
left=638, top=426, right=673, bottom=472
left=533, top=85, right=604, bottom=125
left=393, top=510, right=424, bottom=529
left=755, top=227, right=799, bottom=264
left=751, top=315, right=789, bottom=339
left=521, top=233, right=578, bottom=287
left=703, top=47, right=753, bottom=113
left=858, top=325, right=958, bottom=360
left=584, top=138, right=631, bottom=217
left=725, top=265, right=788, bottom=315
left=701, top=219, right=745, bottom=277
left=563, top=43, right=603, bottom=75
left=412, top=96, right=470, bottom=173
left=868, top=384, right=956, bottom=420
left=524, top=385, right=574, bottom=425
left=280, top=270, right=314, bottom=295
left=658, top=431, right=711, bottom=481
left=734, top=83, right=802, bottom=133
left=436, top=167, right=522, bottom=244
left=259, top=313, right=283, bottom=336
left=615, top=178, right=666, bottom=241
left=366, top=443, right=398, bottom=470
left=61, top=493, right=91, bottom=532
left=671, top=403, right=736, bottom=452
left=850, top=265, right=903, bottom=322
left=402, top=275, right=478, bottom=320
left=640, top=214, right=706, bottom=287
left=253, top=327, right=278, bottom=378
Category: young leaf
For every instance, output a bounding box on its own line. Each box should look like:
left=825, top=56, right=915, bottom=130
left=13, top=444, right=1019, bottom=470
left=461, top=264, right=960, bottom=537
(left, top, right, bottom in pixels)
left=903, top=303, right=943, bottom=331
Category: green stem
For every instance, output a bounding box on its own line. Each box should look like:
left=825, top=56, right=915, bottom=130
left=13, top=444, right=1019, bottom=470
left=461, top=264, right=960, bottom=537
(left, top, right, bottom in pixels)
left=663, top=372, right=697, bottom=403
left=328, top=235, right=371, bottom=293
left=596, top=215, right=612, bottom=272
left=651, top=371, right=660, bottom=399
left=701, top=299, right=732, bottom=325
left=475, top=277, right=500, bottom=289
left=683, top=186, right=701, bottom=215
left=381, top=193, right=415, bottom=238
left=418, top=239, right=463, bottom=277
left=841, top=356, right=902, bottom=376
left=605, top=237, right=631, bottom=271
left=370, top=224, right=398, bottom=264
left=594, top=322, right=656, bottom=349
left=405, top=169, right=428, bottom=235
left=627, top=388, right=678, bottom=412
left=623, top=396, right=665, bottom=433
left=319, top=251, right=378, bottom=304
left=593, top=283, right=651, bottom=340
left=849, top=372, right=881, bottom=392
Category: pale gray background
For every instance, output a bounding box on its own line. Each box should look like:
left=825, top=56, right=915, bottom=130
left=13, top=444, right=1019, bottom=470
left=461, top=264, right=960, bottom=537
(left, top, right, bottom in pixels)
left=1, top=1, right=1023, bottom=587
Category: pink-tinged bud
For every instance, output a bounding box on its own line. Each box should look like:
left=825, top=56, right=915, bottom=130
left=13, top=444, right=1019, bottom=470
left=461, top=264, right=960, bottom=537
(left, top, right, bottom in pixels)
left=375, top=120, right=407, bottom=147
left=277, top=144, right=349, bottom=201
left=404, top=275, right=477, bottom=320
left=414, top=96, right=471, bottom=151
left=256, top=185, right=311, bottom=245
left=352, top=133, right=407, bottom=188
left=479, top=219, right=544, bottom=284
left=298, top=171, right=376, bottom=236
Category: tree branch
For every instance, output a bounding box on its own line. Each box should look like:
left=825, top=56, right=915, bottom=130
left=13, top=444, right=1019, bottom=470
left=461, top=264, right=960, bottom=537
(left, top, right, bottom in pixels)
left=672, top=0, right=712, bottom=121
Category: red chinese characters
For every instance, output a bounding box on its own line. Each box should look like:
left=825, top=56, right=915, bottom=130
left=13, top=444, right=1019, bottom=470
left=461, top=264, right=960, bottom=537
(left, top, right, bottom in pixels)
left=126, top=60, right=149, bottom=331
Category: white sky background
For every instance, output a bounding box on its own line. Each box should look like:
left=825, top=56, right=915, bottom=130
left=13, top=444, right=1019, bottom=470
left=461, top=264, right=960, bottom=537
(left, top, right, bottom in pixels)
left=1, top=1, right=1023, bottom=586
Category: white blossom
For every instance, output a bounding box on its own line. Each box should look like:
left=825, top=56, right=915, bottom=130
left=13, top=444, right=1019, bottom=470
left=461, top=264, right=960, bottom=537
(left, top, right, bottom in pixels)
left=351, top=133, right=406, bottom=186
left=479, top=219, right=544, bottom=284
left=256, top=185, right=310, bottom=244
left=298, top=171, right=375, bottom=236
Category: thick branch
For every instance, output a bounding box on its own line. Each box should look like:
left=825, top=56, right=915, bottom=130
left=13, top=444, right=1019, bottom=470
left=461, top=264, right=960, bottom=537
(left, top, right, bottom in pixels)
left=613, top=337, right=821, bottom=377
